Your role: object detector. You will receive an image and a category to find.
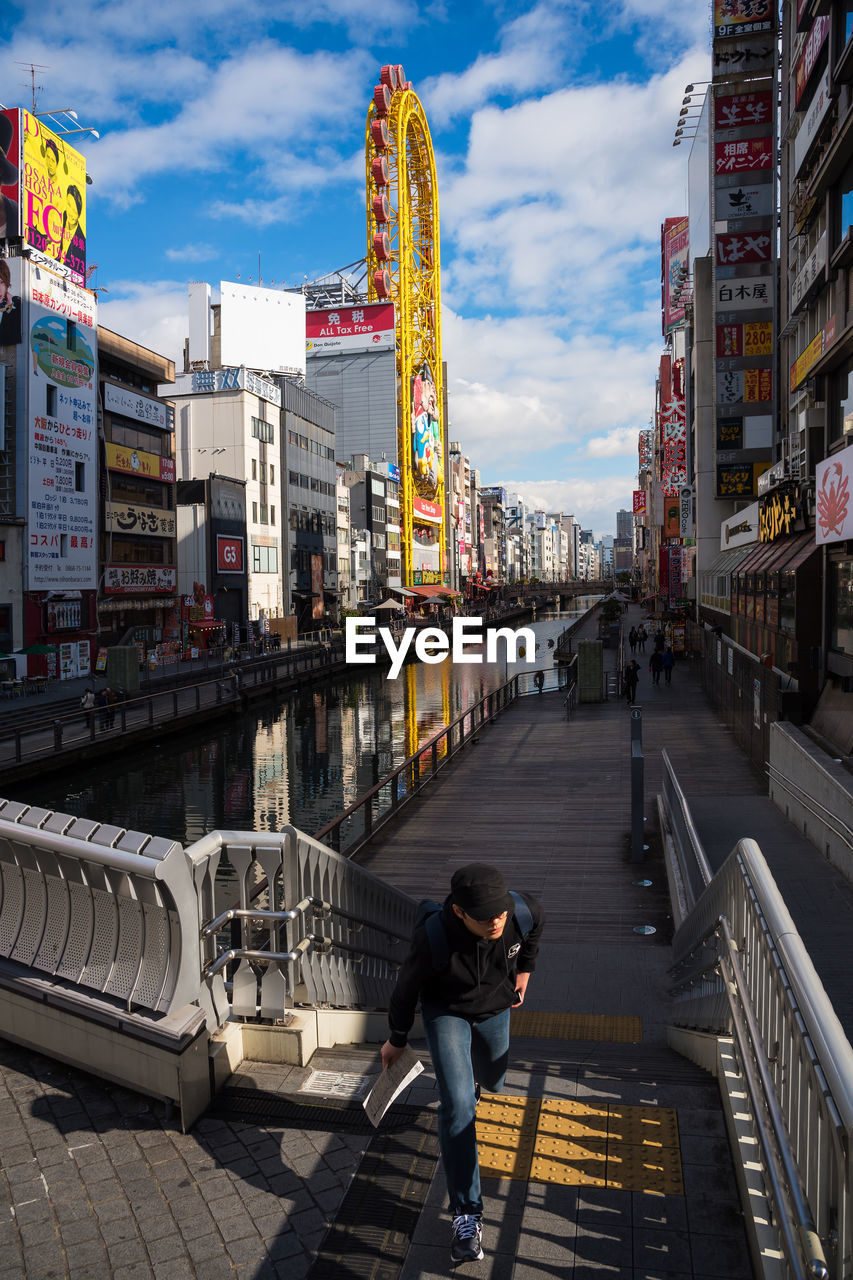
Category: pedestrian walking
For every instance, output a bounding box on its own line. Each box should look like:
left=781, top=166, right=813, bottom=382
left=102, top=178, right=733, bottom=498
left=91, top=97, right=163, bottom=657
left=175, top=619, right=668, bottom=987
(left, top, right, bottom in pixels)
left=663, top=647, right=675, bottom=686
left=380, top=864, right=544, bottom=1265
left=649, top=650, right=664, bottom=686
left=80, top=687, right=95, bottom=728
left=628, top=627, right=637, bottom=655
left=654, top=629, right=666, bottom=652
left=637, top=625, right=647, bottom=654
left=624, top=658, right=640, bottom=703
left=95, top=688, right=108, bottom=731
left=534, top=669, right=544, bottom=693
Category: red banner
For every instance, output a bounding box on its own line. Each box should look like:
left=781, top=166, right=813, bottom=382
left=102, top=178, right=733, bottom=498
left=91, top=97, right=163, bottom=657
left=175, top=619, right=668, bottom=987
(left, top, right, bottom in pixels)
left=714, top=91, right=772, bottom=131
left=714, top=136, right=772, bottom=175
left=216, top=535, right=244, bottom=573
left=632, top=490, right=646, bottom=517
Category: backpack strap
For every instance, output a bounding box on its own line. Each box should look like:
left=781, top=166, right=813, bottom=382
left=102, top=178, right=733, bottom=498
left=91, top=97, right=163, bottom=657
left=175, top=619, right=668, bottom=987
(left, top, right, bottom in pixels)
left=423, top=907, right=451, bottom=970
left=509, top=890, right=534, bottom=938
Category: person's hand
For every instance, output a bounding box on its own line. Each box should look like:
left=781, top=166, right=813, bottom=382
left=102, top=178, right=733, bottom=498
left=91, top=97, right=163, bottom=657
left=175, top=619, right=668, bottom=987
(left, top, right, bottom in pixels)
left=380, top=1040, right=407, bottom=1071
left=514, top=972, right=531, bottom=1005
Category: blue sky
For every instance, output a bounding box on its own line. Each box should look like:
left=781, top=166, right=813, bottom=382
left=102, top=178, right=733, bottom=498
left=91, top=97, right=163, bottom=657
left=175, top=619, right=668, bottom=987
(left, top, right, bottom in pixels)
left=2, top=0, right=710, bottom=536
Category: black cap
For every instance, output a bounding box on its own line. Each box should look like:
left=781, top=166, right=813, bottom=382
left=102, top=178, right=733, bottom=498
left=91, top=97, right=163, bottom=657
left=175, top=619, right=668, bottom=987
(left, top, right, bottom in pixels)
left=451, top=863, right=512, bottom=920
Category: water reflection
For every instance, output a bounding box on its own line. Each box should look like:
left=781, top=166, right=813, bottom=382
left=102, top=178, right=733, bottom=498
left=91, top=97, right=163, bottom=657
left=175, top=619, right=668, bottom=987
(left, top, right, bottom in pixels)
left=19, top=602, right=599, bottom=844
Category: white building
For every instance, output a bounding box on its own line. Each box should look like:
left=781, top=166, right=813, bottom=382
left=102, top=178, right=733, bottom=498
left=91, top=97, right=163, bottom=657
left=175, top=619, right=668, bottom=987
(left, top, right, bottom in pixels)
left=164, top=369, right=285, bottom=622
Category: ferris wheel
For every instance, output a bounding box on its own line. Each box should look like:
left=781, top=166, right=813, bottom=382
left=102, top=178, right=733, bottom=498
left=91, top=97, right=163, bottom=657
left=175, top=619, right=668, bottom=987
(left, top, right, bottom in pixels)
left=365, top=64, right=445, bottom=588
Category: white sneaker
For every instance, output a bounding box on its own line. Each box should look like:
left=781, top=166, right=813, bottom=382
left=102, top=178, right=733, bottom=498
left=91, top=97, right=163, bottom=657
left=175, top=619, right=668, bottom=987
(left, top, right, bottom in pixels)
left=450, top=1213, right=484, bottom=1264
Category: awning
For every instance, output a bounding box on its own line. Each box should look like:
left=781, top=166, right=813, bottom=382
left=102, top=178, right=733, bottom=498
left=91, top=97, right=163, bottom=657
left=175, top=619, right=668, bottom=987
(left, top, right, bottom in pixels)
left=408, top=584, right=455, bottom=598
left=98, top=597, right=177, bottom=613
left=187, top=618, right=226, bottom=629
left=746, top=530, right=819, bottom=574
left=703, top=543, right=761, bottom=578
left=390, top=586, right=417, bottom=597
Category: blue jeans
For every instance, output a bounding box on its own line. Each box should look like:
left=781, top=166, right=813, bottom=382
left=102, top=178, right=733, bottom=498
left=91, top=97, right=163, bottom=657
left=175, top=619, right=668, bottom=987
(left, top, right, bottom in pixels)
left=422, top=1004, right=511, bottom=1216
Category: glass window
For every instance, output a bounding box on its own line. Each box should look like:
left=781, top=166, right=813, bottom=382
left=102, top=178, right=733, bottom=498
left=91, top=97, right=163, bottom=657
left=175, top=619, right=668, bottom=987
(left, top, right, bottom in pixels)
left=270, top=506, right=275, bottom=526
left=779, top=570, right=796, bottom=634
left=260, top=461, right=266, bottom=484
left=252, top=501, right=258, bottom=523
left=766, top=571, right=779, bottom=628
left=252, top=459, right=257, bottom=481
left=829, top=559, right=853, bottom=655
left=831, top=357, right=853, bottom=443
left=754, top=572, right=765, bottom=623
left=270, top=465, right=275, bottom=486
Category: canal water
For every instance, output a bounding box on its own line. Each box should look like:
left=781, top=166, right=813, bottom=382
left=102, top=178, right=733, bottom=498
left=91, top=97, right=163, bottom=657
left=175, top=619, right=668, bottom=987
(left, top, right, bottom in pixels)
left=21, top=600, right=600, bottom=845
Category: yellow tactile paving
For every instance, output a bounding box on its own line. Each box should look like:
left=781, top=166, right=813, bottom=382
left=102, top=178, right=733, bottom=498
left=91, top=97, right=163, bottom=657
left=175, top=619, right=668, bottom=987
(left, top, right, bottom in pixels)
left=476, top=1097, right=684, bottom=1194
left=509, top=1010, right=643, bottom=1043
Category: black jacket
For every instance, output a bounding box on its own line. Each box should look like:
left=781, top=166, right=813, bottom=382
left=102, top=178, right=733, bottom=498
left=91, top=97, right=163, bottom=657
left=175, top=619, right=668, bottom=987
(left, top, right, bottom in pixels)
left=387, top=891, right=544, bottom=1047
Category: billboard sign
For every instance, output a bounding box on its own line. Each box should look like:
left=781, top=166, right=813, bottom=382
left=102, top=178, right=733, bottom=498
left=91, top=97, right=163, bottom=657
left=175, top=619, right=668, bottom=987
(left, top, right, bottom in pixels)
left=795, top=15, right=831, bottom=106
left=715, top=278, right=771, bottom=312
left=816, top=451, right=853, bottom=545
left=105, top=503, right=176, bottom=537
left=632, top=490, right=646, bottom=517
left=164, top=367, right=281, bottom=406
left=716, top=184, right=772, bottom=220
left=20, top=111, right=87, bottom=285
left=0, top=108, right=22, bottom=240
left=104, top=565, right=176, bottom=594
left=306, top=302, right=395, bottom=355
left=714, top=0, right=773, bottom=37
left=104, top=382, right=172, bottom=430
left=661, top=216, right=688, bottom=334
left=714, top=137, right=772, bottom=175
left=714, top=90, right=772, bottom=130
left=411, top=362, right=442, bottom=501
left=105, top=441, right=175, bottom=482
left=715, top=231, right=772, bottom=265
left=793, top=67, right=831, bottom=176
left=27, top=260, right=98, bottom=590
left=216, top=535, right=244, bottom=572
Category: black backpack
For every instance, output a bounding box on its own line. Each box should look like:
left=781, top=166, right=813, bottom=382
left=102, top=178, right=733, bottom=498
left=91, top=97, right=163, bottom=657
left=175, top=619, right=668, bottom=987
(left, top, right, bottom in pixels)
left=416, top=892, right=534, bottom=970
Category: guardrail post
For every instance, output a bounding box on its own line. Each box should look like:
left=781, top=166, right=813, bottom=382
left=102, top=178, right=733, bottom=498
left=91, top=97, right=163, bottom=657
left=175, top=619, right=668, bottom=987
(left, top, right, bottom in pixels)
left=630, top=707, right=644, bottom=862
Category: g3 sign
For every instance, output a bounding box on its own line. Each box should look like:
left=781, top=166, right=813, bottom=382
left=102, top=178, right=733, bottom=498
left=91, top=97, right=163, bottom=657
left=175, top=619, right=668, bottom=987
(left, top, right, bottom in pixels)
left=217, top=535, right=244, bottom=573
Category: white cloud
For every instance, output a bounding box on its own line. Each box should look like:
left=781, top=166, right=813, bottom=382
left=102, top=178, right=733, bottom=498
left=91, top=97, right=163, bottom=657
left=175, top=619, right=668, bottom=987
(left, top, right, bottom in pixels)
left=493, top=476, right=636, bottom=537
left=585, top=426, right=639, bottom=458
left=98, top=280, right=188, bottom=367
left=164, top=243, right=217, bottom=262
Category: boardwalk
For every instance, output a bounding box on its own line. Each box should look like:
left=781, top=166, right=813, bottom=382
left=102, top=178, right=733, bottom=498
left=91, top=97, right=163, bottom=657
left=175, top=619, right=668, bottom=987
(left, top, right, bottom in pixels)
left=2, top=604, right=852, bottom=1278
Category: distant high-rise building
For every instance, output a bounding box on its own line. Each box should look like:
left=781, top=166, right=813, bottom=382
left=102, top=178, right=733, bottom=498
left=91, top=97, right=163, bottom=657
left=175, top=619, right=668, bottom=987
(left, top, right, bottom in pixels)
left=616, top=508, right=633, bottom=541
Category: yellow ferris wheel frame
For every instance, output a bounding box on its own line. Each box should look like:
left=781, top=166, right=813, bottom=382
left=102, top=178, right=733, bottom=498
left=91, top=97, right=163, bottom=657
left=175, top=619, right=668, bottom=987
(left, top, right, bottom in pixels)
left=365, top=69, right=445, bottom=588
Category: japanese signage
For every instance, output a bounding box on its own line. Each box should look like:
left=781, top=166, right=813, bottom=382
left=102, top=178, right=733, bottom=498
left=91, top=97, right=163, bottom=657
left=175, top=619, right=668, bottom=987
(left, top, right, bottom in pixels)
left=164, top=367, right=281, bottom=407
left=668, top=545, right=683, bottom=609
left=659, top=394, right=687, bottom=495
left=104, top=565, right=177, bottom=594
left=216, top=535, right=244, bottom=572
left=680, top=486, right=694, bottom=538
left=105, top=503, right=176, bottom=537
left=104, top=383, right=172, bottom=431
left=717, top=462, right=769, bottom=497
left=714, top=90, right=772, bottom=131
left=632, top=490, right=646, bottom=517
left=715, top=230, right=771, bottom=265
left=793, top=68, right=832, bottom=177
left=412, top=569, right=444, bottom=586
left=311, top=553, right=324, bottom=620
left=714, top=137, right=772, bottom=176
left=714, top=40, right=775, bottom=77
left=716, top=368, right=772, bottom=404
left=715, top=279, right=772, bottom=311
left=816, top=451, right=853, bottom=545
left=789, top=317, right=835, bottom=392
left=413, top=495, right=442, bottom=524
left=638, top=429, right=653, bottom=469
left=661, top=216, right=689, bottom=335
left=759, top=489, right=798, bottom=542
left=716, top=321, right=772, bottom=357
left=306, top=302, right=395, bottom=355
left=795, top=15, right=831, bottom=107
left=105, top=441, right=175, bottom=483
left=721, top=501, right=759, bottom=549
left=714, top=0, right=773, bottom=38
left=716, top=184, right=772, bottom=220
left=20, top=111, right=87, bottom=286
left=790, top=232, right=827, bottom=314
left=27, top=260, right=98, bottom=590
left=0, top=109, right=21, bottom=240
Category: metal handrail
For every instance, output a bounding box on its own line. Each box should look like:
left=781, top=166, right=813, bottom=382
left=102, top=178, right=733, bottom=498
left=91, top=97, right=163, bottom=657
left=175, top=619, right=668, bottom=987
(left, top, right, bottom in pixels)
left=767, top=763, right=853, bottom=851
left=667, top=806, right=853, bottom=1277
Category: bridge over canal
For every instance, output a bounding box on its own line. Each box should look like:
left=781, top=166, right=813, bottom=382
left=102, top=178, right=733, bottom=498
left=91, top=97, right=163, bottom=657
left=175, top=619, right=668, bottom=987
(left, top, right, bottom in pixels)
left=0, top=603, right=851, bottom=1279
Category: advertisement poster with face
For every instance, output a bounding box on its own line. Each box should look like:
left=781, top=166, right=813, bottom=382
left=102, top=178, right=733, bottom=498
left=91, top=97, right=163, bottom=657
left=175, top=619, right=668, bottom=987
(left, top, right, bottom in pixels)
left=0, top=108, right=21, bottom=242
left=411, top=361, right=442, bottom=499
left=21, top=111, right=87, bottom=285
left=27, top=262, right=98, bottom=589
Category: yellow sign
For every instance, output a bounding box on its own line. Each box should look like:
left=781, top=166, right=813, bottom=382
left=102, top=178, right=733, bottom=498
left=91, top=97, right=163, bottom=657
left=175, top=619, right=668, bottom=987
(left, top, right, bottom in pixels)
left=744, top=323, right=772, bottom=356
left=790, top=331, right=824, bottom=391
left=760, top=490, right=797, bottom=542
left=21, top=111, right=87, bottom=285
left=105, top=442, right=175, bottom=483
